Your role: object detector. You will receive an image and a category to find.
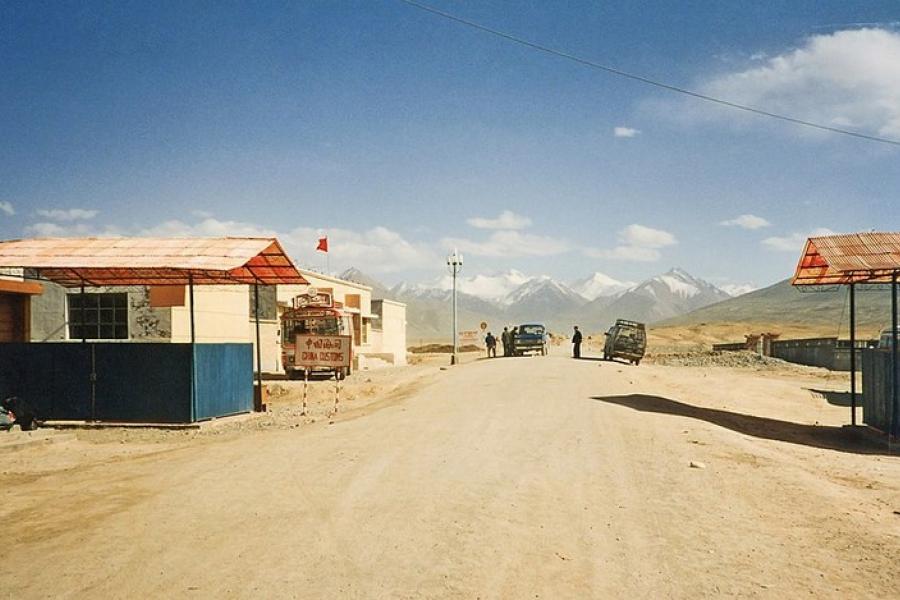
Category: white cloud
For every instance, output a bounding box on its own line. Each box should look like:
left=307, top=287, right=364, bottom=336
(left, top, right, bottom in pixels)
left=35, top=208, right=98, bottom=221
left=138, top=218, right=436, bottom=274
left=613, top=126, right=640, bottom=138
left=466, top=210, right=532, bottom=230
left=24, top=222, right=122, bottom=237
left=720, top=214, right=771, bottom=230
left=696, top=28, right=900, bottom=139
left=619, top=224, right=677, bottom=248
left=0, top=201, right=14, bottom=216
left=762, top=227, right=837, bottom=252
left=442, top=230, right=570, bottom=258
left=20, top=215, right=434, bottom=274
left=584, top=224, right=677, bottom=262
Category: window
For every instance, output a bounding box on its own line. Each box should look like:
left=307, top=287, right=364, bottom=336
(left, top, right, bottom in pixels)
left=68, top=293, right=129, bottom=340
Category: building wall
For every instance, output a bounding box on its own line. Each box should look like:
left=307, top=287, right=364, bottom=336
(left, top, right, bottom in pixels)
left=22, top=273, right=404, bottom=375
left=372, top=299, right=407, bottom=366
left=170, top=285, right=249, bottom=343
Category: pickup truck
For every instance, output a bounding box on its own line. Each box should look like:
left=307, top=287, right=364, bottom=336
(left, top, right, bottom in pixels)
left=603, top=319, right=646, bottom=365
left=513, top=324, right=548, bottom=356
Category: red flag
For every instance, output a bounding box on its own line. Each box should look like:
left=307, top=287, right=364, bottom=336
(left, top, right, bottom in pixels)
left=316, top=236, right=328, bottom=253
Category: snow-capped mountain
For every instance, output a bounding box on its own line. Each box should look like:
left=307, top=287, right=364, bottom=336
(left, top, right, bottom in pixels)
left=502, top=276, right=587, bottom=321
left=341, top=266, right=732, bottom=340
left=338, top=267, right=392, bottom=297
left=503, top=276, right=586, bottom=307
left=570, top=272, right=634, bottom=301
left=719, top=283, right=758, bottom=297
left=574, top=268, right=732, bottom=329
left=395, top=270, right=531, bottom=303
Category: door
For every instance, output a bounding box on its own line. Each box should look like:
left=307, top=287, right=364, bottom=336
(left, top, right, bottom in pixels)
left=0, top=293, right=26, bottom=342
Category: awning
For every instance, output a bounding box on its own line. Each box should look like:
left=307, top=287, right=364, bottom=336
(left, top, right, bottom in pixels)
left=792, top=232, right=900, bottom=286
left=0, top=237, right=309, bottom=287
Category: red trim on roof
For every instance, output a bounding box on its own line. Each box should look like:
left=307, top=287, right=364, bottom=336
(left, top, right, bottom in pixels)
left=792, top=232, right=900, bottom=286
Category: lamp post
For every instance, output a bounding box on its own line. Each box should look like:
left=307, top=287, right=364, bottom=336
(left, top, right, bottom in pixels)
left=447, top=248, right=463, bottom=365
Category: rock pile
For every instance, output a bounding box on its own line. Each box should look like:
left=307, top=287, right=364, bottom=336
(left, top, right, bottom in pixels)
left=645, top=350, right=788, bottom=369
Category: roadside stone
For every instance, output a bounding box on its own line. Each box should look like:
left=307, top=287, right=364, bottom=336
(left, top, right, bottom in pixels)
left=690, top=461, right=707, bottom=469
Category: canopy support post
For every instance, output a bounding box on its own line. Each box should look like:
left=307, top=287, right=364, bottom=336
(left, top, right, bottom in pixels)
left=849, top=282, right=857, bottom=426
left=254, top=280, right=263, bottom=411
left=80, top=278, right=86, bottom=343
left=892, top=271, right=899, bottom=438
left=189, top=273, right=196, bottom=423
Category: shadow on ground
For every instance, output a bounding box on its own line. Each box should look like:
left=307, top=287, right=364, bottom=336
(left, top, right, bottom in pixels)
left=593, top=394, right=895, bottom=456
left=806, top=388, right=854, bottom=407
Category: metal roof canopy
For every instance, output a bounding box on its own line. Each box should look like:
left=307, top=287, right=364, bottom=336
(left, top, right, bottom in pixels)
left=792, top=232, right=900, bottom=286
left=0, top=237, right=309, bottom=287
left=791, top=231, right=900, bottom=437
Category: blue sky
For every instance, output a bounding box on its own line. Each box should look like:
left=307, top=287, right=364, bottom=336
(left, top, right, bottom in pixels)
left=2, top=1, right=899, bottom=291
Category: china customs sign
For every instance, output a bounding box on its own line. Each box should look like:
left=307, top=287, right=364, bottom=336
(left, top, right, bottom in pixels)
left=294, top=334, right=352, bottom=368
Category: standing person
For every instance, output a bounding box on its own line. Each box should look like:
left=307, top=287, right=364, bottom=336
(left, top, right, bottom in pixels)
left=485, top=332, right=497, bottom=358
left=572, top=325, right=583, bottom=359
left=510, top=326, right=518, bottom=357
left=501, top=327, right=510, bottom=357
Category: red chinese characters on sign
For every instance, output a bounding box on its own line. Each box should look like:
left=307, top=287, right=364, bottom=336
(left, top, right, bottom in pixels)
left=294, top=334, right=352, bottom=368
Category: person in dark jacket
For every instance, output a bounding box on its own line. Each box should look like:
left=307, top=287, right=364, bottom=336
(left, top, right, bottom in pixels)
left=1, top=396, right=37, bottom=431
left=572, top=326, right=583, bottom=359
left=501, top=327, right=510, bottom=357
left=485, top=332, right=497, bottom=358
left=509, top=327, right=518, bottom=357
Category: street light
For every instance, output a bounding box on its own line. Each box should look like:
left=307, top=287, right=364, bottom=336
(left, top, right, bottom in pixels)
left=447, top=248, right=463, bottom=365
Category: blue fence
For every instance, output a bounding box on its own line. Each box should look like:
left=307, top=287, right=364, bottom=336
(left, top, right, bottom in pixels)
left=861, top=349, right=897, bottom=434
left=0, top=342, right=252, bottom=423
left=194, top=343, right=253, bottom=421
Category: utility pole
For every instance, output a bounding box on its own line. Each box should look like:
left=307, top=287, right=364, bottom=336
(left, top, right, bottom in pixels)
left=447, top=249, right=463, bottom=366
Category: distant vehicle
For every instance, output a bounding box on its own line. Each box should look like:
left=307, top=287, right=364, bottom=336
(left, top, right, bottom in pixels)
left=603, top=319, right=647, bottom=365
left=513, top=324, right=548, bottom=356
left=878, top=326, right=900, bottom=350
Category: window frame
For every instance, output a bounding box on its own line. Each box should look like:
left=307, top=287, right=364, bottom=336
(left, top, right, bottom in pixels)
left=67, top=292, right=129, bottom=340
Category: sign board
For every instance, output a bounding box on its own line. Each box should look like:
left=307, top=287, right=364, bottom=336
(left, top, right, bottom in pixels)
left=294, top=334, right=352, bottom=368
left=293, top=290, right=334, bottom=309
left=459, top=330, right=482, bottom=346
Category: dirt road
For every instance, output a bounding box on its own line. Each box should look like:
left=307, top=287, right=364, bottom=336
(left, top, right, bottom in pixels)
left=2, top=353, right=899, bottom=598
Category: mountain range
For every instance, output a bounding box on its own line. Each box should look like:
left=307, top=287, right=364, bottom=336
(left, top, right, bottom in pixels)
left=659, top=278, right=895, bottom=338
left=340, top=267, right=740, bottom=342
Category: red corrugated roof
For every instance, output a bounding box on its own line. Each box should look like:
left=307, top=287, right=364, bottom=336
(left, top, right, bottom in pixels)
left=0, top=237, right=309, bottom=287
left=792, top=232, right=900, bottom=286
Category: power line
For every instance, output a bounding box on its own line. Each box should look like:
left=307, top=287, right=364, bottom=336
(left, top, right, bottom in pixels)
left=397, top=0, right=900, bottom=148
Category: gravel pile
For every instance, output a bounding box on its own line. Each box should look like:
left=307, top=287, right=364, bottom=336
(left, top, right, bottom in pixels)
left=645, top=350, right=789, bottom=369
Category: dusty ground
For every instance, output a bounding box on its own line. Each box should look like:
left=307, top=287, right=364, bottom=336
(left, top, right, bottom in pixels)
left=1, top=346, right=898, bottom=599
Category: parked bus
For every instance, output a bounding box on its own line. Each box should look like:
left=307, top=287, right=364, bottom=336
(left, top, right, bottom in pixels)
left=280, top=291, right=353, bottom=379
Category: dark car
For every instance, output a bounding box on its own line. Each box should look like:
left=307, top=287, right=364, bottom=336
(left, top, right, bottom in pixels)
left=513, top=324, right=548, bottom=356
left=603, top=319, right=646, bottom=365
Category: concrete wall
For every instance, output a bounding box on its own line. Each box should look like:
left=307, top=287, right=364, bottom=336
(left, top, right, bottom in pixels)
left=771, top=337, right=875, bottom=372
left=771, top=338, right=839, bottom=370
left=30, top=282, right=171, bottom=342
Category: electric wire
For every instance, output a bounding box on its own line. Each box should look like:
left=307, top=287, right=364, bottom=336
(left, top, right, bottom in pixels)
left=397, top=0, right=900, bottom=148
